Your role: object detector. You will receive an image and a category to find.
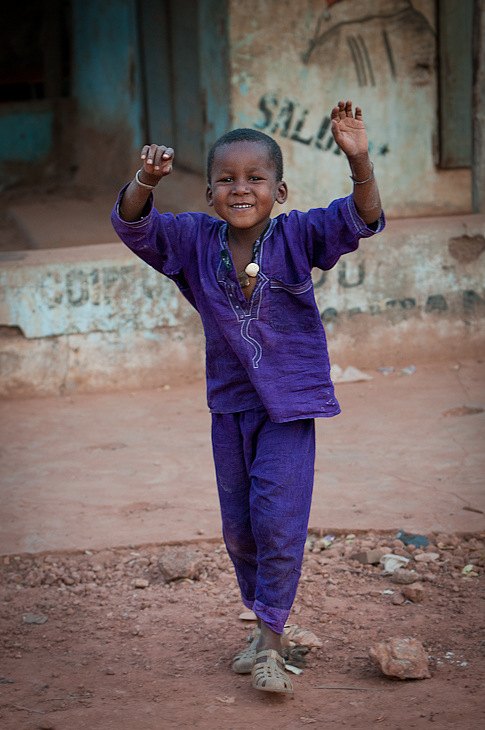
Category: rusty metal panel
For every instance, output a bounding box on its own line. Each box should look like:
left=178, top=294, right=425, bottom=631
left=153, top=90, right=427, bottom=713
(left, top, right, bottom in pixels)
left=439, top=0, right=473, bottom=168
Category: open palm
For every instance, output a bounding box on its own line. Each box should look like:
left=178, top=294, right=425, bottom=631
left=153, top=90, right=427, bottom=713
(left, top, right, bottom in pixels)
left=331, top=101, right=369, bottom=158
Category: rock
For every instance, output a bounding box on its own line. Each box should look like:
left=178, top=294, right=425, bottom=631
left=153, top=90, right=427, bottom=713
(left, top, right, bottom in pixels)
left=133, top=578, right=149, bottom=589
left=286, top=627, right=323, bottom=648
left=134, top=557, right=150, bottom=568
left=391, top=593, right=406, bottom=605
left=415, top=553, right=439, bottom=563
left=92, top=550, right=117, bottom=568
left=391, top=569, right=420, bottom=585
left=23, top=613, right=48, bottom=624
left=25, top=570, right=41, bottom=587
left=435, top=533, right=460, bottom=547
left=349, top=548, right=387, bottom=565
left=103, top=667, right=115, bottom=675
left=39, top=720, right=56, bottom=730
left=238, top=610, right=257, bottom=621
left=369, top=637, right=431, bottom=679
left=393, top=548, right=413, bottom=559
left=402, top=583, right=425, bottom=603
left=157, top=547, right=202, bottom=582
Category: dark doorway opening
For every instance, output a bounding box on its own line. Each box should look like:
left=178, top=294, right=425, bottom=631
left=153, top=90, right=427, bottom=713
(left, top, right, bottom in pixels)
left=137, top=0, right=205, bottom=174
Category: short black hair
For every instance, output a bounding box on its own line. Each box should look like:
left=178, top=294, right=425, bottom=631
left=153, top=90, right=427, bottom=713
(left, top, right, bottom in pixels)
left=207, top=128, right=283, bottom=182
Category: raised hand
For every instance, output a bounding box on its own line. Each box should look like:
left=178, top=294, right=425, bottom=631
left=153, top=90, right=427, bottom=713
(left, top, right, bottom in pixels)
left=331, top=101, right=369, bottom=159
left=138, top=144, right=174, bottom=185
left=119, top=144, right=174, bottom=222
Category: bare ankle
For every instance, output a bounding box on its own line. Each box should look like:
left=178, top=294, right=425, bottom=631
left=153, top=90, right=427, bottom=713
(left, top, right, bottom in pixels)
left=256, top=621, right=284, bottom=654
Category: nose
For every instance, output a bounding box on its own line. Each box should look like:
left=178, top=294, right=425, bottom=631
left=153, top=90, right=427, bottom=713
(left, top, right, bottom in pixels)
left=232, top=178, right=249, bottom=194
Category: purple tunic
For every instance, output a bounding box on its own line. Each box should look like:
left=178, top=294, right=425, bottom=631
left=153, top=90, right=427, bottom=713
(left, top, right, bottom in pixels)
left=111, top=190, right=384, bottom=422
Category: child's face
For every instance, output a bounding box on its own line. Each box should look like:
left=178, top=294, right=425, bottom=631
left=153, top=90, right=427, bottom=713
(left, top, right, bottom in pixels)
left=206, top=142, right=287, bottom=234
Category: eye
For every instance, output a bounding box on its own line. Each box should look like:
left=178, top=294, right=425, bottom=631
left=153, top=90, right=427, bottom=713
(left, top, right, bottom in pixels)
left=249, top=176, right=263, bottom=181
left=218, top=176, right=233, bottom=183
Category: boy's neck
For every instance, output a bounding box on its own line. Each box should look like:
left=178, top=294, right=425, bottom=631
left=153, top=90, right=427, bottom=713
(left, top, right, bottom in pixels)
left=227, top=218, right=271, bottom=248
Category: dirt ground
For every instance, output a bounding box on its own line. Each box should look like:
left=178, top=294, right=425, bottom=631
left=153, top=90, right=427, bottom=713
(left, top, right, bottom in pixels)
left=2, top=361, right=484, bottom=557
left=1, top=531, right=484, bottom=730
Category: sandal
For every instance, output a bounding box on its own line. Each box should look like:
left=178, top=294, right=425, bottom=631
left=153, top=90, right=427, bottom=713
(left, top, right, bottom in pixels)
left=232, top=628, right=261, bottom=674
left=251, top=649, right=294, bottom=694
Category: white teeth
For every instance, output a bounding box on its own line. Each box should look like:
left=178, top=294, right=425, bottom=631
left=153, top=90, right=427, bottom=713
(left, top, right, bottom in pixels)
left=232, top=204, right=252, bottom=208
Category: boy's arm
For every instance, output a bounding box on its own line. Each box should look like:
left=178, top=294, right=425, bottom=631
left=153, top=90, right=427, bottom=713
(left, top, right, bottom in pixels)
left=119, top=144, right=174, bottom=222
left=331, top=101, right=382, bottom=226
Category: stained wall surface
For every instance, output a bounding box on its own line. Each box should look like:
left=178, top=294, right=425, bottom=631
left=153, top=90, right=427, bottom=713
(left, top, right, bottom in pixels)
left=0, top=245, right=205, bottom=397
left=1, top=214, right=484, bottom=397
left=227, top=0, right=472, bottom=218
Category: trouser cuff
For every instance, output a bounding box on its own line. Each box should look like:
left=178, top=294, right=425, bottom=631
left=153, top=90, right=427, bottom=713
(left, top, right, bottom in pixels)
left=252, top=599, right=290, bottom=635
left=241, top=595, right=255, bottom=612
left=240, top=596, right=290, bottom=634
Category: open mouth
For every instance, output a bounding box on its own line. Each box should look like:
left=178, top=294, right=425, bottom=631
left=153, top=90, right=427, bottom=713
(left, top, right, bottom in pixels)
left=230, top=203, right=254, bottom=209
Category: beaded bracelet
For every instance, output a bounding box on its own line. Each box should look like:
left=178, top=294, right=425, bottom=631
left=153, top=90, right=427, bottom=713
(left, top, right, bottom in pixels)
left=135, top=169, right=159, bottom=190
left=350, top=161, right=374, bottom=184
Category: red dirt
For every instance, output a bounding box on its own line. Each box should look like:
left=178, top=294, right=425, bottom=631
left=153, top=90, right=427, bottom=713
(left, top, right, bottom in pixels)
left=1, top=533, right=484, bottom=729
left=2, top=360, right=484, bottom=557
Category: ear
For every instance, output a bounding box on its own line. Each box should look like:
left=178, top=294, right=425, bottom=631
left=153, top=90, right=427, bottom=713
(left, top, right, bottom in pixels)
left=275, top=181, right=288, bottom=205
left=206, top=184, right=214, bottom=206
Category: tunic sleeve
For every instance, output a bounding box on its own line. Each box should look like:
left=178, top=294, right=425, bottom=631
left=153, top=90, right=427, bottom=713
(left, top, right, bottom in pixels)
left=304, top=195, right=385, bottom=270
left=110, top=184, right=207, bottom=310
left=110, top=184, right=184, bottom=276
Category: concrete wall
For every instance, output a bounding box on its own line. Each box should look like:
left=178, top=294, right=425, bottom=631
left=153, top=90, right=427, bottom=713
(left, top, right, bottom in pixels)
left=0, top=245, right=205, bottom=397
left=228, top=0, right=472, bottom=218
left=313, top=214, right=485, bottom=367
left=1, top=215, right=484, bottom=397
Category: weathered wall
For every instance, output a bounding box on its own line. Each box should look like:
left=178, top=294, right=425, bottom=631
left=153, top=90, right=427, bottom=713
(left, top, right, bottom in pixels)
left=228, top=0, right=472, bottom=218
left=0, top=245, right=205, bottom=397
left=314, top=214, right=485, bottom=367
left=1, top=215, right=484, bottom=397
left=0, top=99, right=75, bottom=188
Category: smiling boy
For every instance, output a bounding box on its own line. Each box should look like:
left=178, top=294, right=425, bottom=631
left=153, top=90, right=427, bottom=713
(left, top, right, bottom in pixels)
left=112, top=101, right=384, bottom=695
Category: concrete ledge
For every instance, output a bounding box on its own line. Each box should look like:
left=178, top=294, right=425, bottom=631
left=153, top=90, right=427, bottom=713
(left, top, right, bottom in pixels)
left=1, top=215, right=484, bottom=397
left=0, top=243, right=196, bottom=338
left=0, top=243, right=205, bottom=397
left=316, top=213, right=485, bottom=367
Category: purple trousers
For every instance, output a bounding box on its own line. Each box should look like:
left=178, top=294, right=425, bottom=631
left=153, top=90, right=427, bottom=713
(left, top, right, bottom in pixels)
left=211, top=407, right=315, bottom=634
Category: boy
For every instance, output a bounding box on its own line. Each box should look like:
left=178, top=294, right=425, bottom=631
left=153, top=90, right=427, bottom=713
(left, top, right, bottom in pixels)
left=111, top=100, right=384, bottom=694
